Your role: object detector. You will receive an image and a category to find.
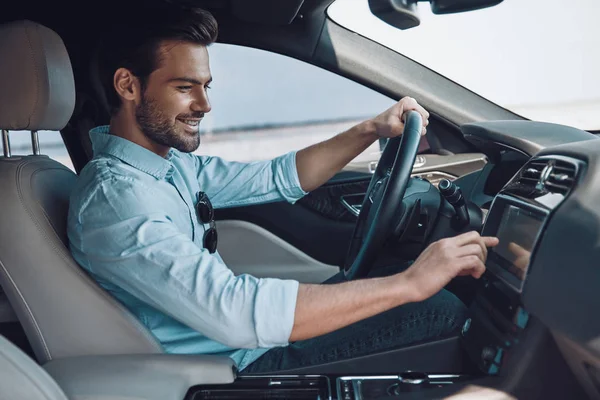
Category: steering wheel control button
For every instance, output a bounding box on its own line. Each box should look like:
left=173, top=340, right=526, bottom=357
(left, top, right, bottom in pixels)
left=368, top=178, right=384, bottom=203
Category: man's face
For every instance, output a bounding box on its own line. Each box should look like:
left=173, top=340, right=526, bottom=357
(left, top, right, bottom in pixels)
left=135, top=41, right=212, bottom=153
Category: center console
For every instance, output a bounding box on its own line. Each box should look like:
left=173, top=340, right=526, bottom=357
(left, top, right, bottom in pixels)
left=186, top=373, right=474, bottom=399
left=336, top=372, right=473, bottom=399
left=460, top=155, right=578, bottom=376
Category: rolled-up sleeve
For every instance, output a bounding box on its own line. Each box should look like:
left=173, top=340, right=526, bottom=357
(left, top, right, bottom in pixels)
left=194, top=151, right=307, bottom=208
left=75, top=178, right=299, bottom=349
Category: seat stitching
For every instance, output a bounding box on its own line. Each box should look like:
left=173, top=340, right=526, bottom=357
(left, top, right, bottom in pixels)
left=0, top=258, right=51, bottom=360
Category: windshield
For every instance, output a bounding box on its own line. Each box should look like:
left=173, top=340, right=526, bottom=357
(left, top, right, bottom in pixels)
left=328, top=0, right=600, bottom=130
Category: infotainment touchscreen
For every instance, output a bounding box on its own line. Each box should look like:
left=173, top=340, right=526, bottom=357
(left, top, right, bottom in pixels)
left=487, top=205, right=544, bottom=289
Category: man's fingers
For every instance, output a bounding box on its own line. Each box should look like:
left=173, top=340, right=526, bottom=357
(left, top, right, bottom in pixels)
left=452, top=231, right=482, bottom=246
left=447, top=232, right=498, bottom=267
left=475, top=236, right=499, bottom=262
left=455, top=244, right=485, bottom=262
left=456, top=256, right=486, bottom=279
left=452, top=231, right=499, bottom=249
left=399, top=97, right=429, bottom=128
left=457, top=268, right=475, bottom=277
left=471, top=260, right=486, bottom=278
left=402, top=97, right=428, bottom=118
left=414, top=104, right=430, bottom=125
left=411, top=107, right=430, bottom=132
left=483, top=236, right=500, bottom=247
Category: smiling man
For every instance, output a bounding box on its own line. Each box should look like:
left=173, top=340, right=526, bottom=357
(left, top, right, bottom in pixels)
left=67, top=5, right=498, bottom=373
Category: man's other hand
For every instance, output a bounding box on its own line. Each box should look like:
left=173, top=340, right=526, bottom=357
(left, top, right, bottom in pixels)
left=398, top=231, right=499, bottom=303
left=370, top=96, right=430, bottom=138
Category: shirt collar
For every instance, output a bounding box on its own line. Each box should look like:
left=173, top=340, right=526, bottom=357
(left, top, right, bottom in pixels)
left=89, top=125, right=174, bottom=180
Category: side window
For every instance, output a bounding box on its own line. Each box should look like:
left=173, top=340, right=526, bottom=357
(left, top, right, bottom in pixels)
left=193, top=44, right=396, bottom=171
left=8, top=130, right=74, bottom=171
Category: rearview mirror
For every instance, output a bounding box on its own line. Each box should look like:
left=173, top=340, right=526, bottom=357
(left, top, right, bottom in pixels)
left=430, top=0, right=503, bottom=14
left=369, top=0, right=504, bottom=30
left=368, top=0, right=420, bottom=30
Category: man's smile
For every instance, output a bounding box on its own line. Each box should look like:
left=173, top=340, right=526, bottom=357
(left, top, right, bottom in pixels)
left=176, top=117, right=202, bottom=127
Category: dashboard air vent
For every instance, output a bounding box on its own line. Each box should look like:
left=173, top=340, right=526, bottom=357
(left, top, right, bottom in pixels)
left=513, top=158, right=577, bottom=196
left=544, top=160, right=577, bottom=194
left=519, top=160, right=547, bottom=186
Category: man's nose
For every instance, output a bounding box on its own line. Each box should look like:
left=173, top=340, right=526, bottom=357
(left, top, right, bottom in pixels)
left=191, top=90, right=211, bottom=114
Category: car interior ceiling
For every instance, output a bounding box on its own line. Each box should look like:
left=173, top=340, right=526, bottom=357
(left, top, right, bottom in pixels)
left=0, top=1, right=599, bottom=400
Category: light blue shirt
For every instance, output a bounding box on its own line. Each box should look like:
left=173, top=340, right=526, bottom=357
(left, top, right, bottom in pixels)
left=67, top=126, right=307, bottom=371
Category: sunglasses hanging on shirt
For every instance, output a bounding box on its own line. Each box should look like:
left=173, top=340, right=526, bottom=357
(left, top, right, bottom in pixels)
left=196, top=191, right=218, bottom=254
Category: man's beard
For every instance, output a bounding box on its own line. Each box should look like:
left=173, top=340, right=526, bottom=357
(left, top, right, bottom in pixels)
left=135, top=94, right=202, bottom=153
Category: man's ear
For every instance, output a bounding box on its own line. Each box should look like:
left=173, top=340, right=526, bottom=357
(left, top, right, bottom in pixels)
left=113, top=68, right=141, bottom=103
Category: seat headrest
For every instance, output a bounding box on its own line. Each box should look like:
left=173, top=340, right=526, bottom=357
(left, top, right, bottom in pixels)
left=0, top=20, right=75, bottom=131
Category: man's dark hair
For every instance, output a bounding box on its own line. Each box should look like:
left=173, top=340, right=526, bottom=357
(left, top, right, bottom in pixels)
left=97, top=4, right=218, bottom=115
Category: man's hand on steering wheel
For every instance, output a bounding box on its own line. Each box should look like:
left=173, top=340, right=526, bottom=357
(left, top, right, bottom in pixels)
left=399, top=231, right=499, bottom=303
left=369, top=97, right=430, bottom=138
left=344, top=98, right=431, bottom=279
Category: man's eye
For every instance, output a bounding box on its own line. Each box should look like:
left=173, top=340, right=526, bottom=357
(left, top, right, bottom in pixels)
left=205, top=85, right=211, bottom=91
left=177, top=86, right=193, bottom=92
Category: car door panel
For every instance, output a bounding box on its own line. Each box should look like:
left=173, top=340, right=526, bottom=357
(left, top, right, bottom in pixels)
left=217, top=220, right=339, bottom=283
left=296, top=178, right=370, bottom=223
left=215, top=199, right=356, bottom=267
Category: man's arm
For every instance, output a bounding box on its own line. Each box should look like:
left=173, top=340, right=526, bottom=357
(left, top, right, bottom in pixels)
left=290, top=231, right=498, bottom=341
left=193, top=151, right=306, bottom=208
left=295, top=97, right=430, bottom=192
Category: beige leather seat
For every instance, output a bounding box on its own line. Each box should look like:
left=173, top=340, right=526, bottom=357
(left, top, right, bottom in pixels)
left=0, top=331, right=236, bottom=400
left=0, top=20, right=162, bottom=363
left=0, top=335, right=67, bottom=400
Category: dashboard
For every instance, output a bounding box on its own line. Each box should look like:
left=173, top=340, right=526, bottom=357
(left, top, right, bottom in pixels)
left=458, top=120, right=600, bottom=399
left=482, top=155, right=582, bottom=293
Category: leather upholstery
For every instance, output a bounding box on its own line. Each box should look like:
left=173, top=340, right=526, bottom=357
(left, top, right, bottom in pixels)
left=0, top=20, right=75, bottom=131
left=0, top=334, right=235, bottom=400
left=0, top=335, right=67, bottom=400
left=0, top=20, right=163, bottom=363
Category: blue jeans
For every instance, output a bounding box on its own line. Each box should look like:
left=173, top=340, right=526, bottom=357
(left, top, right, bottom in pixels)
left=242, top=262, right=468, bottom=374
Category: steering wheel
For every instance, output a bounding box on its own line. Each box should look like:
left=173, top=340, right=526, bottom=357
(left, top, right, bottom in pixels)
left=344, top=110, right=423, bottom=280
